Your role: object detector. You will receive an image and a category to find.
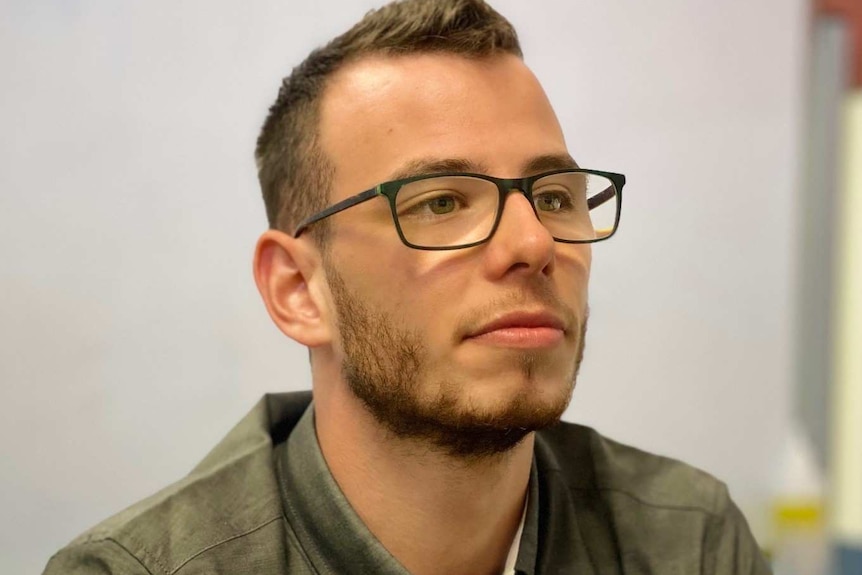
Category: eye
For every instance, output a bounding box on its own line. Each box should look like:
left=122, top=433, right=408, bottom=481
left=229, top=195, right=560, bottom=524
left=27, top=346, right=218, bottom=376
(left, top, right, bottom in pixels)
left=426, top=195, right=457, bottom=215
left=398, top=191, right=466, bottom=219
left=533, top=191, right=570, bottom=212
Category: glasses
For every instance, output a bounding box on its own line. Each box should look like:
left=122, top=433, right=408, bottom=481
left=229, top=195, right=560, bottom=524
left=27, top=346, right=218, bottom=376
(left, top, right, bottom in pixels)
left=293, top=169, right=625, bottom=250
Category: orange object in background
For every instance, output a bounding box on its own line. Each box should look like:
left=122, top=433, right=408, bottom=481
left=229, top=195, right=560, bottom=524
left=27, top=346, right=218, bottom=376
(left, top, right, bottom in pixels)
left=817, top=0, right=862, bottom=87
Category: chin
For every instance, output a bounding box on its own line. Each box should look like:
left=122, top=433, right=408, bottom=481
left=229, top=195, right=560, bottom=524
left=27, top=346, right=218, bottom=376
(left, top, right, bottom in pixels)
left=424, top=376, right=574, bottom=459
left=440, top=368, right=576, bottom=426
left=349, top=364, right=577, bottom=460
left=450, top=350, right=576, bottom=399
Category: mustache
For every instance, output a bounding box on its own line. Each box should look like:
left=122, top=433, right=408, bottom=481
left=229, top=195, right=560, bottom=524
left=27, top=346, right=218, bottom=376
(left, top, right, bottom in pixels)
left=457, top=281, right=578, bottom=339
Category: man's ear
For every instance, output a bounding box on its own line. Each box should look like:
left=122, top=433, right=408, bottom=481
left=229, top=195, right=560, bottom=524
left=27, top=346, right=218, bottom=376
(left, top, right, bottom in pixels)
left=253, top=230, right=332, bottom=347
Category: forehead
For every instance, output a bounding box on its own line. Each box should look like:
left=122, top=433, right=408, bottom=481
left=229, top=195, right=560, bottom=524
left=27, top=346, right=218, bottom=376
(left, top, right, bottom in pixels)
left=317, top=52, right=568, bottom=199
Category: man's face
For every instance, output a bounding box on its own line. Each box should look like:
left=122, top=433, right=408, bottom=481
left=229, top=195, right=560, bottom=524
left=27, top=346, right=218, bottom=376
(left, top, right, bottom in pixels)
left=317, top=53, right=591, bottom=457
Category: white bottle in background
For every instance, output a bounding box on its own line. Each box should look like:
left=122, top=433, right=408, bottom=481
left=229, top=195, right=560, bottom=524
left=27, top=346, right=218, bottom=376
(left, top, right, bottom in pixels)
left=770, top=425, right=830, bottom=575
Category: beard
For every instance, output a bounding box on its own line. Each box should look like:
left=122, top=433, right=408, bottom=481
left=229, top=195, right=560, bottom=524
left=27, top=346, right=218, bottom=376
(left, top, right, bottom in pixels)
left=326, top=266, right=587, bottom=461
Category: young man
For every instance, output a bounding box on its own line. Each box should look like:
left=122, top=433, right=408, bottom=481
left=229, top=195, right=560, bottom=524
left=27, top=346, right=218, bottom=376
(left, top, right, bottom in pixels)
left=45, top=1, right=771, bottom=573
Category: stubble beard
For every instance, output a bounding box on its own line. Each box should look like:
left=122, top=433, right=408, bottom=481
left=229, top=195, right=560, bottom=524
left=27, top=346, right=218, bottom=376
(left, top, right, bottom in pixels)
left=327, top=267, right=588, bottom=461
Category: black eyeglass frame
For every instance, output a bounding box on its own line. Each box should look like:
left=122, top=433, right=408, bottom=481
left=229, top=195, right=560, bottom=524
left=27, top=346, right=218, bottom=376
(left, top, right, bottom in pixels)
left=293, top=168, right=626, bottom=251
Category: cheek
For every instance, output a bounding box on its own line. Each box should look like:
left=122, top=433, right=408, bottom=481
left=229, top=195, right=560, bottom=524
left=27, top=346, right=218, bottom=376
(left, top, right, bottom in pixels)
left=562, top=244, right=591, bottom=278
left=376, top=253, right=471, bottom=341
left=553, top=246, right=592, bottom=309
left=330, top=240, right=425, bottom=320
left=388, top=266, right=460, bottom=331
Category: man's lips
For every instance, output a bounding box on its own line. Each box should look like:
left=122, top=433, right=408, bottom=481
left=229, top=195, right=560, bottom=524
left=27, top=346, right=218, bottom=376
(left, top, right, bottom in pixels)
left=468, top=311, right=567, bottom=336
left=464, top=311, right=567, bottom=348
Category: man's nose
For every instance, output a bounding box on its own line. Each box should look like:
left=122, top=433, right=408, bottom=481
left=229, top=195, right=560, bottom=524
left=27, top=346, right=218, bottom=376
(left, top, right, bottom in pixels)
left=483, top=189, right=556, bottom=277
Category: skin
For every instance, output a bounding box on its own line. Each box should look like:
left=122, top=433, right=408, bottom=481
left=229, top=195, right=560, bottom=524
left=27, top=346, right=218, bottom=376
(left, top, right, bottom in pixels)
left=254, top=53, right=591, bottom=575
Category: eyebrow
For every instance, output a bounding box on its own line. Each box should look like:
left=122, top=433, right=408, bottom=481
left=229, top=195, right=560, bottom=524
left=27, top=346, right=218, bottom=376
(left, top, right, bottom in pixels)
left=388, top=153, right=580, bottom=182
left=521, top=153, right=580, bottom=174
left=388, top=158, right=491, bottom=181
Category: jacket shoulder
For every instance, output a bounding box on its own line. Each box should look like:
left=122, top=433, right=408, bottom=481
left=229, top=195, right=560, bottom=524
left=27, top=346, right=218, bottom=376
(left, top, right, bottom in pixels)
left=536, top=421, right=728, bottom=515
left=44, top=538, right=153, bottom=575
left=535, top=423, right=771, bottom=573
left=44, top=392, right=312, bottom=575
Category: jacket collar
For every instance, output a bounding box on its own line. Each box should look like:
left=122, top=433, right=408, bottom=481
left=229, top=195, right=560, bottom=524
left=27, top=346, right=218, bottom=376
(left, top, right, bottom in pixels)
left=274, top=402, right=546, bottom=575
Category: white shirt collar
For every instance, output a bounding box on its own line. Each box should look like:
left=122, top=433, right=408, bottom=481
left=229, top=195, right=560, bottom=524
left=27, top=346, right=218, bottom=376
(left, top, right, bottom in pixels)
left=501, top=495, right=528, bottom=575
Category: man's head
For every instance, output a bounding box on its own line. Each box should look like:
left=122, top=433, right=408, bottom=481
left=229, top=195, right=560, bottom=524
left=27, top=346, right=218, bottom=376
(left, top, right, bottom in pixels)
left=255, top=0, right=522, bottom=241
left=254, top=0, right=593, bottom=460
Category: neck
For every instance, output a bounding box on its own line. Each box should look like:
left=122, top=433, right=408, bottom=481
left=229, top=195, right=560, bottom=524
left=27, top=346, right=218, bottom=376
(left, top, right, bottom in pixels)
left=314, top=381, right=532, bottom=575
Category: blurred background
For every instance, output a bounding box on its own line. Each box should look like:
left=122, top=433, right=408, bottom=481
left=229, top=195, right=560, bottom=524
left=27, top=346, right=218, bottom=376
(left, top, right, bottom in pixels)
left=1, top=0, right=859, bottom=573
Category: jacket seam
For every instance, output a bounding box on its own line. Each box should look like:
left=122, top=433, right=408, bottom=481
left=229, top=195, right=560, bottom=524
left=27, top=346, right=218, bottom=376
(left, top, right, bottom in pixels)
left=542, top=462, right=723, bottom=518
left=571, top=483, right=722, bottom=517
left=278, top=462, right=325, bottom=574
left=106, top=537, right=158, bottom=575
left=583, top=432, right=623, bottom=574
left=168, top=515, right=283, bottom=575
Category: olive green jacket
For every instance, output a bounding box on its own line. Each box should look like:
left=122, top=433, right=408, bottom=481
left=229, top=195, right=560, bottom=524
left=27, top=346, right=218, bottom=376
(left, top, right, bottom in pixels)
left=44, top=392, right=771, bottom=574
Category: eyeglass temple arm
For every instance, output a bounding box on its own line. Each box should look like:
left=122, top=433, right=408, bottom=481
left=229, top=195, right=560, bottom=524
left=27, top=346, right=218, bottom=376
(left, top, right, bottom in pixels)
left=293, top=188, right=380, bottom=237
left=587, top=185, right=616, bottom=211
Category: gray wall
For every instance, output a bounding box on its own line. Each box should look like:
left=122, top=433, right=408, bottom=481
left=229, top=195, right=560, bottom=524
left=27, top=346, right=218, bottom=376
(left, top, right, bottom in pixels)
left=0, top=1, right=808, bottom=573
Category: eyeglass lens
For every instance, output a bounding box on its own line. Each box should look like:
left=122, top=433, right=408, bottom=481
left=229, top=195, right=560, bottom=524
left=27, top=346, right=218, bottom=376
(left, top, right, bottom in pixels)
left=393, top=172, right=618, bottom=248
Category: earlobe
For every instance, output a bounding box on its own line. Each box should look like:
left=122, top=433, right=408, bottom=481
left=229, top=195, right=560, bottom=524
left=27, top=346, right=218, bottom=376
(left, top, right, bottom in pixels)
left=253, top=230, right=332, bottom=347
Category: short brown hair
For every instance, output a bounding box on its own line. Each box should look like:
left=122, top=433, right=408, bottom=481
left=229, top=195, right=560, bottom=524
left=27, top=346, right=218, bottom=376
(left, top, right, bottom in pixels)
left=254, top=0, right=522, bottom=241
